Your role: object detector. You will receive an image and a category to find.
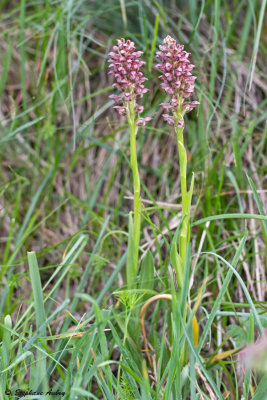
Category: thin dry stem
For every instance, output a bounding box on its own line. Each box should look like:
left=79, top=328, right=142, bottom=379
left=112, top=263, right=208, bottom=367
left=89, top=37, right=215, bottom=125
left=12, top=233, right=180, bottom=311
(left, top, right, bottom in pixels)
left=140, top=294, right=172, bottom=367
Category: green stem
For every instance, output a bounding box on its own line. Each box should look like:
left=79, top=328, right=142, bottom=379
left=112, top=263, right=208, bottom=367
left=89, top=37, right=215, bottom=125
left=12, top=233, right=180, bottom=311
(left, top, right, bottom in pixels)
left=175, top=124, right=189, bottom=265
left=127, top=101, right=141, bottom=281
left=175, top=120, right=194, bottom=270
left=175, top=126, right=187, bottom=217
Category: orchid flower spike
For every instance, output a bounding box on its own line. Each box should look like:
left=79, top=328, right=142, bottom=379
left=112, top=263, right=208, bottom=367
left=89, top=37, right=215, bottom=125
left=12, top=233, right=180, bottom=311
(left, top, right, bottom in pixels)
left=156, top=35, right=199, bottom=127
left=108, top=38, right=152, bottom=125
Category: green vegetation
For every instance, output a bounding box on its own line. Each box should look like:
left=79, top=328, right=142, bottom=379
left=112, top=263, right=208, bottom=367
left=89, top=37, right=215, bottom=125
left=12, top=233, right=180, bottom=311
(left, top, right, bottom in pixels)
left=0, top=1, right=266, bottom=399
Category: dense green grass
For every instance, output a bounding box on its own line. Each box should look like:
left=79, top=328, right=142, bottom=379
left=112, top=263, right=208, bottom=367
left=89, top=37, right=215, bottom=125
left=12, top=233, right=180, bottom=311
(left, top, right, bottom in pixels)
left=0, top=0, right=266, bottom=399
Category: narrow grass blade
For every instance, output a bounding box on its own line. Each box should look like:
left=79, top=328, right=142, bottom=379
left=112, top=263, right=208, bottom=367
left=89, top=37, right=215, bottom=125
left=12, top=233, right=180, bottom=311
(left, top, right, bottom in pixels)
left=0, top=34, right=12, bottom=99
left=14, top=234, right=87, bottom=331
left=23, top=299, right=69, bottom=353
left=1, top=351, right=32, bottom=373
left=0, top=315, right=12, bottom=390
left=204, top=251, right=263, bottom=334
left=19, top=0, right=27, bottom=109
left=231, top=116, right=243, bottom=187
left=243, top=313, right=254, bottom=400
left=28, top=252, right=46, bottom=333
left=247, top=174, right=267, bottom=238
left=16, top=166, right=53, bottom=244
left=179, top=307, right=224, bottom=400
left=226, top=170, right=244, bottom=212
left=1, top=315, right=12, bottom=369
left=70, top=388, right=98, bottom=399
left=208, top=0, right=220, bottom=102
left=248, top=0, right=267, bottom=90
left=197, top=235, right=247, bottom=352
left=148, top=15, right=159, bottom=74
left=0, top=117, right=45, bottom=145
left=192, top=213, right=267, bottom=226
left=28, top=251, right=48, bottom=391
left=153, top=0, right=167, bottom=32
left=91, top=251, right=127, bottom=311
left=46, top=219, right=110, bottom=377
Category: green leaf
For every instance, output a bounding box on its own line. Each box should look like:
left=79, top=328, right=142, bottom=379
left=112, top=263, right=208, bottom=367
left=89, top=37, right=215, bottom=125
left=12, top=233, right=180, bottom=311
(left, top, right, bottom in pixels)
left=252, top=375, right=267, bottom=400
left=186, top=172, right=195, bottom=214
left=179, top=215, right=189, bottom=264
left=139, top=250, right=154, bottom=291
left=227, top=324, right=247, bottom=348
left=170, top=241, right=183, bottom=289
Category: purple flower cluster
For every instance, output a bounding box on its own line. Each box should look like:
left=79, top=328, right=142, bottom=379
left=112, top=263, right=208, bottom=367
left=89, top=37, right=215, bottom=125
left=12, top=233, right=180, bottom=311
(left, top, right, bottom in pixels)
left=108, top=38, right=151, bottom=125
left=156, top=35, right=199, bottom=126
left=108, top=36, right=199, bottom=129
